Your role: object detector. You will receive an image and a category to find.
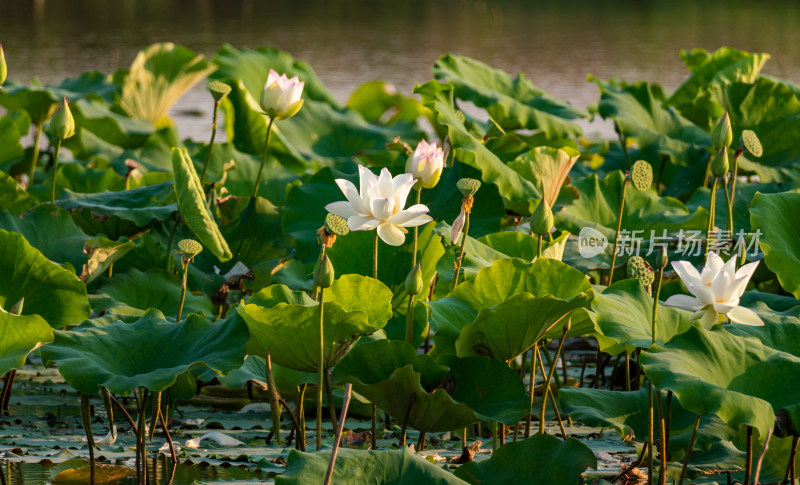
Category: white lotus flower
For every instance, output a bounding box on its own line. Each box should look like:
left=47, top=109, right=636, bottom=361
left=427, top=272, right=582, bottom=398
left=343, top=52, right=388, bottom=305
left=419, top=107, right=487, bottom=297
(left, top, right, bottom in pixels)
left=664, top=252, right=763, bottom=327
left=325, top=165, right=432, bottom=246
left=259, top=69, right=304, bottom=120
left=406, top=140, right=444, bottom=189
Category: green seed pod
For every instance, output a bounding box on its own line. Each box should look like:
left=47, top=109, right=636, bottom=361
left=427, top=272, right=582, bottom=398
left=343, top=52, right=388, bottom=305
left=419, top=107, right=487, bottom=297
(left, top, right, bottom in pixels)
left=0, top=44, right=6, bottom=86
left=656, top=246, right=668, bottom=269
left=531, top=199, right=554, bottom=235
left=207, top=81, right=232, bottom=102
left=405, top=263, right=423, bottom=296
left=456, top=178, right=481, bottom=198
left=178, top=239, right=203, bottom=258
left=711, top=111, right=733, bottom=149
left=627, top=256, right=655, bottom=287
left=741, top=129, right=763, bottom=158
left=710, top=146, right=729, bottom=178
left=50, top=97, right=75, bottom=140
left=325, top=213, right=350, bottom=236
left=314, top=253, right=335, bottom=289
left=630, top=160, right=653, bottom=191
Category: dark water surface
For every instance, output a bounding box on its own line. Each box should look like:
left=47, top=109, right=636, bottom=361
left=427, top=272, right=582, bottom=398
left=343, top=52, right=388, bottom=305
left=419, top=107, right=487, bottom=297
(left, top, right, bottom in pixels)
left=2, top=0, right=799, bottom=138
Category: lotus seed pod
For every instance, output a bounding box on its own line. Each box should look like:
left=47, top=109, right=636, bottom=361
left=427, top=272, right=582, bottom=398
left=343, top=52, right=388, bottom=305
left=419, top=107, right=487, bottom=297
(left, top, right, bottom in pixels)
left=711, top=111, right=733, bottom=149
left=178, top=239, right=203, bottom=258
left=531, top=199, right=554, bottom=235
left=741, top=129, right=763, bottom=158
left=656, top=246, right=668, bottom=269
left=456, top=178, right=481, bottom=198
left=630, top=160, right=653, bottom=191
left=710, top=146, right=729, bottom=178
left=626, top=256, right=655, bottom=287
left=314, top=253, right=335, bottom=289
left=207, top=81, right=231, bottom=102
left=325, top=212, right=350, bottom=236
left=0, top=44, right=6, bottom=85
left=50, top=97, right=75, bottom=140
left=405, top=263, right=424, bottom=296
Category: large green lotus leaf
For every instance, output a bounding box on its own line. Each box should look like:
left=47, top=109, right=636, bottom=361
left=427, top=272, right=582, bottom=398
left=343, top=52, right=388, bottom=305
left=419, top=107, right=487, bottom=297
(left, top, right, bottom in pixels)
left=591, top=279, right=696, bottom=355
left=322, top=274, right=393, bottom=328
left=715, top=78, right=800, bottom=183
left=79, top=236, right=140, bottom=285
left=0, top=229, right=89, bottom=328
left=346, top=80, right=427, bottom=124
left=559, top=387, right=696, bottom=444
left=90, top=268, right=214, bottom=319
left=453, top=434, right=597, bottom=485
left=433, top=54, right=586, bottom=139
left=336, top=340, right=527, bottom=430
left=109, top=126, right=182, bottom=174
left=415, top=80, right=540, bottom=214
left=592, top=78, right=711, bottom=196
left=219, top=354, right=315, bottom=391
left=0, top=170, right=36, bottom=213
left=750, top=190, right=800, bottom=298
left=666, top=416, right=746, bottom=480
left=238, top=285, right=386, bottom=373
left=215, top=196, right=292, bottom=269
left=728, top=318, right=800, bottom=358
left=40, top=309, right=248, bottom=395
left=172, top=147, right=232, bottom=262
left=0, top=311, right=54, bottom=376
left=69, top=97, right=154, bottom=149
left=57, top=181, right=177, bottom=239
left=556, top=171, right=707, bottom=268
left=667, top=47, right=769, bottom=131
left=0, top=81, right=61, bottom=124
left=640, top=326, right=800, bottom=438
left=455, top=293, right=592, bottom=362
left=507, top=146, right=581, bottom=212
left=276, top=448, right=467, bottom=485
left=0, top=205, right=90, bottom=271
left=0, top=113, right=28, bottom=172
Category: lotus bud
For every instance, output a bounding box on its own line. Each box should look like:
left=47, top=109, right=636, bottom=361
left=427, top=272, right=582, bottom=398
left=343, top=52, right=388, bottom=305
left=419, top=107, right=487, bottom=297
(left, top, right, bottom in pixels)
left=710, top=146, right=729, bottom=178
left=711, top=112, right=733, bottom=149
left=260, top=69, right=305, bottom=120
left=407, top=140, right=444, bottom=189
left=207, top=81, right=231, bottom=103
left=50, top=98, right=75, bottom=140
left=657, top=246, right=668, bottom=269
left=314, top=253, right=334, bottom=289
left=0, top=44, right=6, bottom=86
left=531, top=199, right=554, bottom=236
left=405, top=263, right=423, bottom=296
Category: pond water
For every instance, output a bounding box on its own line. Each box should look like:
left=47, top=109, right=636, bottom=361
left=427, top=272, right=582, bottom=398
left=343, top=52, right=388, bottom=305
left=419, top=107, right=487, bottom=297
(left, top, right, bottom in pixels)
left=2, top=0, right=800, bottom=139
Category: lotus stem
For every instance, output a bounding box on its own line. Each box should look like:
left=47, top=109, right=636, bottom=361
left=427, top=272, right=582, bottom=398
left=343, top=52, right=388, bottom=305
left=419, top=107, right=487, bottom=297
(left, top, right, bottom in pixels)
left=49, top=138, right=62, bottom=205
left=259, top=347, right=281, bottom=447
left=611, top=443, right=648, bottom=484
left=625, top=353, right=631, bottom=391
left=655, top=390, right=667, bottom=485
left=0, top=459, right=5, bottom=485
left=251, top=116, right=275, bottom=198
left=745, top=426, right=753, bottom=485
left=678, top=415, right=701, bottom=485
left=324, top=371, right=338, bottom=431
left=316, top=289, right=325, bottom=450
left=539, top=324, right=569, bottom=434
left=617, top=126, right=632, bottom=168
left=177, top=258, right=189, bottom=321
left=540, top=340, right=563, bottom=389
left=706, top=177, right=718, bottom=256
left=373, top=231, right=379, bottom=280
left=548, top=391, right=567, bottom=439
left=0, top=370, right=16, bottom=411
left=27, top=123, right=43, bottom=185
left=165, top=217, right=180, bottom=273
left=665, top=391, right=673, bottom=459
left=722, top=176, right=734, bottom=235
left=80, top=393, right=96, bottom=484
left=101, top=387, right=114, bottom=438
left=729, top=148, right=742, bottom=209
left=200, top=101, right=220, bottom=184
left=648, top=382, right=655, bottom=485
left=452, top=210, right=471, bottom=291
left=753, top=427, right=772, bottom=485
left=608, top=176, right=629, bottom=285
left=148, top=392, right=161, bottom=441
left=136, top=388, right=149, bottom=485
left=537, top=234, right=543, bottom=259
left=417, top=431, right=427, bottom=452
left=411, top=187, right=421, bottom=267
left=405, top=294, right=415, bottom=345
left=323, top=383, right=352, bottom=485
left=158, top=396, right=176, bottom=465
left=108, top=394, right=138, bottom=434
left=296, top=384, right=307, bottom=452
left=783, top=435, right=798, bottom=485
left=371, top=402, right=378, bottom=451
left=399, top=393, right=416, bottom=447
left=525, top=345, right=539, bottom=439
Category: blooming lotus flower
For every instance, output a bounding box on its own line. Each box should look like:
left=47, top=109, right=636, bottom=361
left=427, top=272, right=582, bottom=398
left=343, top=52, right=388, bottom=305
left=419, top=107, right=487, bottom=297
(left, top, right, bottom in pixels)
left=325, top=165, right=432, bottom=246
left=664, top=252, right=763, bottom=327
left=406, top=140, right=444, bottom=189
left=259, top=69, right=304, bottom=120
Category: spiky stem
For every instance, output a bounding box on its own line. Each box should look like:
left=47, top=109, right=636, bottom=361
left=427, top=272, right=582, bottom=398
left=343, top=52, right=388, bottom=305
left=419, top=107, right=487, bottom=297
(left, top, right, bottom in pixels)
left=80, top=393, right=96, bottom=484
left=316, top=289, right=325, bottom=450
left=177, top=258, right=189, bottom=321
left=539, top=326, right=569, bottom=434
left=50, top=138, right=62, bottom=205
left=608, top=177, right=629, bottom=285
left=200, top=101, right=220, bottom=184
left=251, top=117, right=275, bottom=199
left=678, top=415, right=701, bottom=485
left=323, top=383, right=352, bottom=485
left=266, top=347, right=282, bottom=445
left=452, top=211, right=471, bottom=290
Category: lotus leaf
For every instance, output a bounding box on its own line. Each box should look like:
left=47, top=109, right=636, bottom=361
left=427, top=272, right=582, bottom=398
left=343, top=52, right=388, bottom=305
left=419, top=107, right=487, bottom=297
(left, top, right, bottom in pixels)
left=750, top=189, right=800, bottom=299
left=0, top=311, right=53, bottom=376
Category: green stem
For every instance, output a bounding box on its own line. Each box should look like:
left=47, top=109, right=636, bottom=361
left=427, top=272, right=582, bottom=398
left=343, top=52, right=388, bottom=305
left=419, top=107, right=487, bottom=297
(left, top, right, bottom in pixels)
left=745, top=426, right=753, bottom=485
left=677, top=415, right=701, bottom=485
left=452, top=211, right=471, bottom=291
left=251, top=117, right=275, bottom=199
left=405, top=294, right=415, bottom=345
left=200, top=101, right=220, bottom=184
left=652, top=267, right=664, bottom=345
left=176, top=259, right=188, bottom=321
left=608, top=178, right=629, bottom=285
left=618, top=128, right=632, bottom=168
left=324, top=370, right=338, bottom=431
left=149, top=391, right=161, bottom=441
left=50, top=138, right=62, bottom=205
left=656, top=390, right=667, bottom=485
left=373, top=231, right=379, bottom=280
left=265, top=347, right=282, bottom=445
left=722, top=177, right=733, bottom=235
left=729, top=148, right=742, bottom=208
left=28, top=123, right=43, bottom=185
left=524, top=345, right=538, bottom=439
left=136, top=388, right=149, bottom=485
left=648, top=382, right=654, bottom=485
left=316, top=288, right=325, bottom=451
left=411, top=187, right=421, bottom=267
left=539, top=326, right=569, bottom=434
left=536, top=234, right=542, bottom=259
left=81, top=394, right=96, bottom=484
left=706, top=177, right=718, bottom=256
left=165, top=216, right=180, bottom=273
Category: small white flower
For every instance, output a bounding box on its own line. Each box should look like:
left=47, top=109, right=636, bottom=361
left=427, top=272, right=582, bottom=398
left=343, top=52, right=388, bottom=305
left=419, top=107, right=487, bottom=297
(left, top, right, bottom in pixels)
left=259, top=69, right=304, bottom=120
left=325, top=165, right=432, bottom=246
left=406, top=140, right=444, bottom=189
left=664, top=252, right=763, bottom=327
